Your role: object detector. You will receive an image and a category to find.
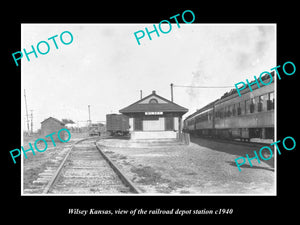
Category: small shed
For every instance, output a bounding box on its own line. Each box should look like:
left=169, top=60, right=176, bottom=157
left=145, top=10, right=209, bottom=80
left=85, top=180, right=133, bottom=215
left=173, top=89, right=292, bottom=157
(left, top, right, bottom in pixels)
left=40, top=117, right=66, bottom=140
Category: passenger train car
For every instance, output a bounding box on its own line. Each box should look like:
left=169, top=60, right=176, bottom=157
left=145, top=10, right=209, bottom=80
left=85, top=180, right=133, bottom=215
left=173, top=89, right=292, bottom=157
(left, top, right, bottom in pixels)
left=184, top=72, right=275, bottom=141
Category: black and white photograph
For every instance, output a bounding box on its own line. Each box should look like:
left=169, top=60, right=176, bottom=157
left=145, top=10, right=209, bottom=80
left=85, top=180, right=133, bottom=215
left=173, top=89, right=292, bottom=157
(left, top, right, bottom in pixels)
left=21, top=23, right=276, bottom=196
left=4, top=4, right=299, bottom=220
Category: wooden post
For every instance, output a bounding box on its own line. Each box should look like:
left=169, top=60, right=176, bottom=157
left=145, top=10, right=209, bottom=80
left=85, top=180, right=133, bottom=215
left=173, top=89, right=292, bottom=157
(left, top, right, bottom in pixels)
left=170, top=83, right=174, bottom=102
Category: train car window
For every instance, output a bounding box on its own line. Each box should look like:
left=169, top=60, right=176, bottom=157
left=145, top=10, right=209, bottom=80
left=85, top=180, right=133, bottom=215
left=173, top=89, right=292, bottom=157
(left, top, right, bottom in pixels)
left=241, top=101, right=245, bottom=115
left=250, top=98, right=255, bottom=113
left=267, top=92, right=275, bottom=110
left=237, top=102, right=241, bottom=115
left=250, top=104, right=255, bottom=113
left=258, top=95, right=263, bottom=112
left=254, top=96, right=259, bottom=113
left=228, top=105, right=232, bottom=117
left=226, top=106, right=230, bottom=117
left=233, top=104, right=236, bottom=116
left=263, top=93, right=268, bottom=111
left=218, top=108, right=222, bottom=118
left=245, top=99, right=250, bottom=114
left=196, top=113, right=209, bottom=122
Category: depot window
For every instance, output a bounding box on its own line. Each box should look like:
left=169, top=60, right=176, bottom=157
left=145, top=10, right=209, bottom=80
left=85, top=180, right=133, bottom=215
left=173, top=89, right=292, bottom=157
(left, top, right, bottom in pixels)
left=149, top=98, right=158, bottom=104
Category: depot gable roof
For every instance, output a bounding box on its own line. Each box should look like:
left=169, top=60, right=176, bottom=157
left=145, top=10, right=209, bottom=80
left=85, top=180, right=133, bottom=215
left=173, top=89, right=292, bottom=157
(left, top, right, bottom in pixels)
left=119, top=91, right=188, bottom=114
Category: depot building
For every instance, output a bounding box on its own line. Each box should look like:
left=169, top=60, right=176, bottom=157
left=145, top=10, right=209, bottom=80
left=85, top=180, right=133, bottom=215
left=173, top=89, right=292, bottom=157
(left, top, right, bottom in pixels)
left=119, top=91, right=188, bottom=139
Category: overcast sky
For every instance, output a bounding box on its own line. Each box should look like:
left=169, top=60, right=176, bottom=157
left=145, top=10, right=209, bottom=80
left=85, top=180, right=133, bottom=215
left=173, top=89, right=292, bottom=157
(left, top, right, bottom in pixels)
left=21, top=24, right=276, bottom=131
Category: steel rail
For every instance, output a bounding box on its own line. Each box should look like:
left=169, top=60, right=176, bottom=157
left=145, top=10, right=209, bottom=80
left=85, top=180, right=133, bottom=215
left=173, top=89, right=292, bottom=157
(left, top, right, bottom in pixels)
left=43, top=136, right=140, bottom=194
left=42, top=137, right=96, bottom=194
left=95, top=142, right=140, bottom=194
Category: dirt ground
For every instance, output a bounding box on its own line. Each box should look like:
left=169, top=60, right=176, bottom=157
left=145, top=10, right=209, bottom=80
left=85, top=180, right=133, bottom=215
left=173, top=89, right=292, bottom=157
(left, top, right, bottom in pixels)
left=97, top=137, right=275, bottom=195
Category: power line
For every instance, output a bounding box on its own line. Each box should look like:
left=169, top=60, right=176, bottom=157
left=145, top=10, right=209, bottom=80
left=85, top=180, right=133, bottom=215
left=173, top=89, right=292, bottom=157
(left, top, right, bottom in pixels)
left=173, top=84, right=234, bottom=88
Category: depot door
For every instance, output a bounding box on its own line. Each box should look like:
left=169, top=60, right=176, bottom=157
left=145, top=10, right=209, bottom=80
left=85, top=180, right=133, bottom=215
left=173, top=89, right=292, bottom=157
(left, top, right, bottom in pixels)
left=165, top=116, right=174, bottom=131
left=134, top=117, right=143, bottom=131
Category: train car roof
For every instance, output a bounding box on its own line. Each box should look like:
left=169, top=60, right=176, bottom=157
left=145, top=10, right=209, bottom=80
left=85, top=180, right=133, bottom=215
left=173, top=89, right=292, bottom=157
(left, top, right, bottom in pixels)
left=185, top=99, right=218, bottom=120
left=217, top=71, right=274, bottom=104
left=184, top=71, right=274, bottom=121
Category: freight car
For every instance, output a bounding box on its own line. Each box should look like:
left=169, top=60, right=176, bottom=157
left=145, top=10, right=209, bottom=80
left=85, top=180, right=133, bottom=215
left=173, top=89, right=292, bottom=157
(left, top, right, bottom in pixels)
left=106, top=114, right=130, bottom=136
left=184, top=72, right=275, bottom=141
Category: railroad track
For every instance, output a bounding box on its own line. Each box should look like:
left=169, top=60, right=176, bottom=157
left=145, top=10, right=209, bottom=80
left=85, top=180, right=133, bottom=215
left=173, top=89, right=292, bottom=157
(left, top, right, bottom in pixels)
left=42, top=138, right=139, bottom=194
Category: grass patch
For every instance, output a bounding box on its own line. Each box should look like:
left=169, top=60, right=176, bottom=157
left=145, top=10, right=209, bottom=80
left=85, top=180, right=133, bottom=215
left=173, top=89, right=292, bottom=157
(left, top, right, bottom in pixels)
left=130, top=166, right=170, bottom=185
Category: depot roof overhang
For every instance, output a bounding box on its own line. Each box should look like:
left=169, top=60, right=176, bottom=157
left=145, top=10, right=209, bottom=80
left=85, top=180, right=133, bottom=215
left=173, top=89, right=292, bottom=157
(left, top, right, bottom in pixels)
left=119, top=104, right=188, bottom=114
left=119, top=92, right=188, bottom=115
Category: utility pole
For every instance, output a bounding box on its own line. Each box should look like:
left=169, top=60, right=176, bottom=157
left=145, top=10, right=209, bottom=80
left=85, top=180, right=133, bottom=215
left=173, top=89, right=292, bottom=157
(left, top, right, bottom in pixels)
left=170, top=83, right=174, bottom=102
left=24, top=89, right=30, bottom=136
left=88, top=105, right=91, bottom=125
left=30, top=110, right=33, bottom=135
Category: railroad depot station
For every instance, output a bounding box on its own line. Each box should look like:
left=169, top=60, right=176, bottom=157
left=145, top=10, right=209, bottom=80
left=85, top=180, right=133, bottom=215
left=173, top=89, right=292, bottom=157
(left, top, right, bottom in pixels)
left=119, top=91, right=188, bottom=139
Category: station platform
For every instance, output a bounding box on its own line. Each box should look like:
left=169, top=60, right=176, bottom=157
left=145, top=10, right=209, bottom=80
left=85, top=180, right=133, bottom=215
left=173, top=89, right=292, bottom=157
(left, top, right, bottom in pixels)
left=130, top=131, right=177, bottom=140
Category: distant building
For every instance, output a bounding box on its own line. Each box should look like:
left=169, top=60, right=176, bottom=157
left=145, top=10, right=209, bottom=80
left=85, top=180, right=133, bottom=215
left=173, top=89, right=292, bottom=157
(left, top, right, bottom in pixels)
left=119, top=90, right=188, bottom=139
left=40, top=117, right=66, bottom=140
